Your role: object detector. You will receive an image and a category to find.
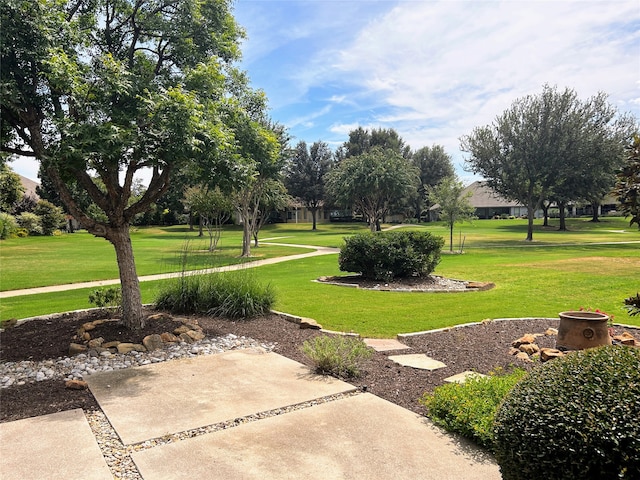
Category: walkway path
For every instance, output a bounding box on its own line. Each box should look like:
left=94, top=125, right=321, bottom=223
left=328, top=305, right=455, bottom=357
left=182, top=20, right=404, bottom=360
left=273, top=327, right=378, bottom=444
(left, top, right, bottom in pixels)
left=0, top=242, right=338, bottom=299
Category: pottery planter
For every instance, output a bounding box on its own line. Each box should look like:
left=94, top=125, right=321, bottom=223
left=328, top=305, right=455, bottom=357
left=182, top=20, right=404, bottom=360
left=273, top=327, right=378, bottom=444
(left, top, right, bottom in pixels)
left=556, top=311, right=612, bottom=351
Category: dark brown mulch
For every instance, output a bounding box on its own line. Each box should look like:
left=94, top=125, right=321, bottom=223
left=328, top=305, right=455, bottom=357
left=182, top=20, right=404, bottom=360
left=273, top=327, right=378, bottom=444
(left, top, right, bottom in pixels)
left=1, top=308, right=634, bottom=424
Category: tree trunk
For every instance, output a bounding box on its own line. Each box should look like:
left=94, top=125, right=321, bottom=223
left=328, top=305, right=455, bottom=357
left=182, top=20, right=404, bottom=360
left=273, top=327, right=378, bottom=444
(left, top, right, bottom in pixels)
left=108, top=224, right=144, bottom=330
left=242, top=222, right=252, bottom=256
left=558, top=201, right=567, bottom=231
left=542, top=203, right=550, bottom=227
left=590, top=201, right=600, bottom=222
left=449, top=222, right=454, bottom=252
left=526, top=205, right=535, bottom=241
left=311, top=207, right=317, bottom=230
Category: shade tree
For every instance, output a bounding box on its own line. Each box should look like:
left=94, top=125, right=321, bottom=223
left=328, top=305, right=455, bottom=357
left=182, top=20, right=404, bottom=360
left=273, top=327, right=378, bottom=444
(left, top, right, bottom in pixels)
left=284, top=140, right=333, bottom=230
left=0, top=0, right=251, bottom=329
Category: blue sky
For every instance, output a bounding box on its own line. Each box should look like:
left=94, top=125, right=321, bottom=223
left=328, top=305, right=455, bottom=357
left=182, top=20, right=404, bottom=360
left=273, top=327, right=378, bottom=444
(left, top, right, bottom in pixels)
left=12, top=0, right=640, bottom=184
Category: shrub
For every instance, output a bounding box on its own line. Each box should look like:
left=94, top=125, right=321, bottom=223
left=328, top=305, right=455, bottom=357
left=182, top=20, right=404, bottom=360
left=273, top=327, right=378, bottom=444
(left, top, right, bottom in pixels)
left=0, top=212, right=18, bottom=239
left=17, top=212, right=42, bottom=235
left=155, top=269, right=276, bottom=319
left=420, top=368, right=526, bottom=450
left=339, top=230, right=444, bottom=281
left=493, top=345, right=640, bottom=480
left=302, top=335, right=372, bottom=378
left=34, top=200, right=65, bottom=235
left=88, top=286, right=122, bottom=309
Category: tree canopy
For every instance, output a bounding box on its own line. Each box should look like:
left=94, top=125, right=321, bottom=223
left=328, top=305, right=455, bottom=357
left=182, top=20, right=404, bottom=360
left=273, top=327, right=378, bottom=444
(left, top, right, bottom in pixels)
left=411, top=145, right=455, bottom=220
left=428, top=176, right=474, bottom=252
left=0, top=0, right=256, bottom=328
left=461, top=85, right=634, bottom=241
left=325, top=146, right=418, bottom=232
left=614, top=135, right=640, bottom=229
left=284, top=140, right=333, bottom=230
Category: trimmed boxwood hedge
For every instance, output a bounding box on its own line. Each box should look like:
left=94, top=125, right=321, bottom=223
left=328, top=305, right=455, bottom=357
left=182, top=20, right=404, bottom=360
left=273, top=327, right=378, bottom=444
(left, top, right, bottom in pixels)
left=338, top=230, right=444, bottom=281
left=493, top=345, right=640, bottom=480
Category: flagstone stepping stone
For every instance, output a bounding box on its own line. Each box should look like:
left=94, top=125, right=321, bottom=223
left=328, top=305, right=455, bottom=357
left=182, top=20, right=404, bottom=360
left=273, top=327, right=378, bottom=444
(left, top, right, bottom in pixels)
left=388, top=353, right=446, bottom=370
left=363, top=338, right=410, bottom=352
left=444, top=371, right=488, bottom=384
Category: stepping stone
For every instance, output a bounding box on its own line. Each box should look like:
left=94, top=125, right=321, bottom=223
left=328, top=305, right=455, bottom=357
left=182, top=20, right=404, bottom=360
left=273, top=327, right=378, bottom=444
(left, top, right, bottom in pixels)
left=132, top=393, right=501, bottom=480
left=86, top=349, right=355, bottom=445
left=388, top=353, right=446, bottom=370
left=0, top=409, right=112, bottom=480
left=444, top=371, right=488, bottom=384
left=363, top=338, right=410, bottom=352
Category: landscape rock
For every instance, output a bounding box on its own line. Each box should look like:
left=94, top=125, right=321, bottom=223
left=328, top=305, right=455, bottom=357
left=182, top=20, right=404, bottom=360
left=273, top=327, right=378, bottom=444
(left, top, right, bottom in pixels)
left=614, top=331, right=638, bottom=346
left=146, top=312, right=172, bottom=322
left=185, top=330, right=205, bottom=341
left=88, top=337, right=104, bottom=349
left=540, top=347, right=564, bottom=362
left=299, top=318, right=321, bottom=330
left=160, top=332, right=179, bottom=343
left=179, top=332, right=194, bottom=344
left=519, top=343, right=540, bottom=355
left=69, top=343, right=88, bottom=356
left=103, top=341, right=121, bottom=349
left=65, top=379, right=88, bottom=390
left=512, top=334, right=536, bottom=347
left=545, top=328, right=559, bottom=336
left=515, top=352, right=533, bottom=362
left=143, top=334, right=164, bottom=351
left=174, top=325, right=191, bottom=335
left=117, top=343, right=146, bottom=354
left=508, top=347, right=520, bottom=356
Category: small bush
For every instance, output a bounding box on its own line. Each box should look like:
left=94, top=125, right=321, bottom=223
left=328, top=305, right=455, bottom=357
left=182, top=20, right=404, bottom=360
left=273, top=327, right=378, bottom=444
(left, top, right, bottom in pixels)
left=420, top=368, right=526, bottom=450
left=0, top=212, right=18, bottom=239
left=339, top=230, right=444, bottom=281
left=494, top=345, right=640, bottom=480
left=17, top=212, right=42, bottom=235
left=88, top=286, right=122, bottom=309
left=155, top=270, right=275, bottom=319
left=302, top=335, right=373, bottom=378
left=34, top=200, right=65, bottom=235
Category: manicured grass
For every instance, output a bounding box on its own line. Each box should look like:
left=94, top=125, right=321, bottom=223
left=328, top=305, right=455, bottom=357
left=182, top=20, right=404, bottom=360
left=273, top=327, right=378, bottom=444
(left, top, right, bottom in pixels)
left=2, top=218, right=639, bottom=336
left=0, top=225, right=310, bottom=291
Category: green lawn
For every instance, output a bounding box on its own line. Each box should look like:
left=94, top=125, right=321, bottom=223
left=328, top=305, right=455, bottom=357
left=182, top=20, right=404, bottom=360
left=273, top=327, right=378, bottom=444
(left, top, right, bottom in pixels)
left=2, top=218, right=639, bottom=336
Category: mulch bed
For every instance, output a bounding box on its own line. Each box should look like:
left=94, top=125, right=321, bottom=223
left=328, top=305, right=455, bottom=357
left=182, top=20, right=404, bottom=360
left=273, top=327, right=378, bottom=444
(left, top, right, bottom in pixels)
left=0, top=307, right=574, bottom=423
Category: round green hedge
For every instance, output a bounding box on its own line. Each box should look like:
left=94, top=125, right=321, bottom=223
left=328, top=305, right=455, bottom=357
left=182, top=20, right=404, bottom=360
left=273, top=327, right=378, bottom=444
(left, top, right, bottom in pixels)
left=493, top=345, right=640, bottom=480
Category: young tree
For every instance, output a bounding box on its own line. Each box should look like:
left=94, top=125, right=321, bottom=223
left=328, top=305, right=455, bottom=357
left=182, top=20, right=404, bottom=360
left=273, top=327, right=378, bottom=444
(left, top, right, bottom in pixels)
left=614, top=135, right=640, bottom=230
left=184, top=186, right=232, bottom=252
left=429, top=176, right=475, bottom=252
left=411, top=145, right=455, bottom=221
left=284, top=141, right=333, bottom=230
left=1, top=0, right=247, bottom=329
left=251, top=179, right=290, bottom=247
left=325, top=147, right=418, bottom=232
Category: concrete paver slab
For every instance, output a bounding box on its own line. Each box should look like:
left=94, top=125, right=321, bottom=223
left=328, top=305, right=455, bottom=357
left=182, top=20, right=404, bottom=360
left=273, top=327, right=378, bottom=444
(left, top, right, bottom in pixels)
left=388, top=353, right=447, bottom=370
left=86, top=349, right=355, bottom=445
left=0, top=409, right=112, bottom=480
left=363, top=338, right=410, bottom=351
left=444, top=371, right=488, bottom=383
left=132, top=393, right=500, bottom=480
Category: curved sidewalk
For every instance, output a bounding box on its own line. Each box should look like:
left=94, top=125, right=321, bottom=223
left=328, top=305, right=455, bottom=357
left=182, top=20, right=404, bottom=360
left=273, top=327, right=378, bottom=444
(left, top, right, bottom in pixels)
left=0, top=243, right=339, bottom=299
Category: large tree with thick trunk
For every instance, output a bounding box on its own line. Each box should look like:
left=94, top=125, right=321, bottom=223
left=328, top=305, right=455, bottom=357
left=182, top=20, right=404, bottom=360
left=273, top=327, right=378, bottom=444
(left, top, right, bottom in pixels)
left=0, top=0, right=248, bottom=329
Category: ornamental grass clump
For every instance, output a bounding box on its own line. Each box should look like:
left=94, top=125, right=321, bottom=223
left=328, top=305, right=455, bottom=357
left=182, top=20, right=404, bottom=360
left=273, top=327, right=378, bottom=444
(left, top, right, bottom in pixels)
left=420, top=368, right=527, bottom=450
left=493, top=345, right=640, bottom=480
left=155, top=269, right=275, bottom=319
left=302, top=335, right=373, bottom=378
